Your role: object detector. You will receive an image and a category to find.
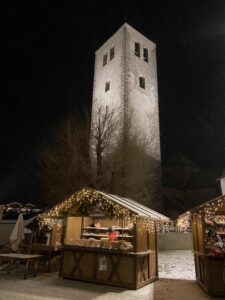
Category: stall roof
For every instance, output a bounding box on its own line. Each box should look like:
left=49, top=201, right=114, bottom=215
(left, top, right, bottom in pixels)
left=42, top=188, right=170, bottom=222
left=96, top=190, right=169, bottom=221
left=178, top=195, right=225, bottom=218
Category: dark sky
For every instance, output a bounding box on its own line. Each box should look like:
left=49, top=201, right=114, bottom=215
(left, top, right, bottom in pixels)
left=2, top=0, right=225, bottom=204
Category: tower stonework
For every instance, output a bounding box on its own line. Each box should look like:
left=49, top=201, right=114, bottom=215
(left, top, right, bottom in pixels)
left=91, top=23, right=161, bottom=208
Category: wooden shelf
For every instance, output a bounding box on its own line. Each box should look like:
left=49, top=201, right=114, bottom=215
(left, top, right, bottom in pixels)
left=82, top=233, right=133, bottom=238
left=82, top=233, right=108, bottom=238
left=83, top=227, right=132, bottom=231
left=83, top=227, right=108, bottom=230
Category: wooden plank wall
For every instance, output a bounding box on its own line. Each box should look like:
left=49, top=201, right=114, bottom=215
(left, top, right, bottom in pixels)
left=66, top=217, right=82, bottom=241
left=135, top=218, right=147, bottom=252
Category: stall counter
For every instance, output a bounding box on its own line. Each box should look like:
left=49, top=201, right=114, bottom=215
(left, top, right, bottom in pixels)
left=59, top=245, right=157, bottom=289
left=194, top=251, right=225, bottom=297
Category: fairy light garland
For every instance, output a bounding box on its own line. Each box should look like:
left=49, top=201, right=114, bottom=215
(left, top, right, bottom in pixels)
left=38, top=188, right=139, bottom=230
left=38, top=191, right=224, bottom=234
left=176, top=196, right=225, bottom=232
left=176, top=212, right=192, bottom=233
left=156, top=220, right=190, bottom=233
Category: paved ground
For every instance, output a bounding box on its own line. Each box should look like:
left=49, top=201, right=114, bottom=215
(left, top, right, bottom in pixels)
left=0, top=250, right=223, bottom=300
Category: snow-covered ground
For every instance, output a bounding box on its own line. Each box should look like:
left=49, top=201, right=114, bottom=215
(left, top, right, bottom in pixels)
left=0, top=250, right=223, bottom=300
left=158, top=250, right=196, bottom=280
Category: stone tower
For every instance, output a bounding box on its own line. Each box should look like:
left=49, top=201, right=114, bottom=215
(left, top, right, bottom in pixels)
left=90, top=23, right=161, bottom=208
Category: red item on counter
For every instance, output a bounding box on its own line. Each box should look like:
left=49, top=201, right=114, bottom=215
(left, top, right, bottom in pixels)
left=108, top=231, right=117, bottom=241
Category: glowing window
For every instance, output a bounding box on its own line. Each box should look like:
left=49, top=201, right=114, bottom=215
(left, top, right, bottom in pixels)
left=139, top=77, right=145, bottom=89
left=105, top=81, right=110, bottom=92
left=143, top=48, right=148, bottom=62
left=135, top=42, right=140, bottom=57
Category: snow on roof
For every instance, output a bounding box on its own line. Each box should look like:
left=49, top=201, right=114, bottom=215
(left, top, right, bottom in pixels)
left=97, top=190, right=169, bottom=221
left=24, top=203, right=36, bottom=208
left=7, top=202, right=22, bottom=207
left=43, top=188, right=170, bottom=222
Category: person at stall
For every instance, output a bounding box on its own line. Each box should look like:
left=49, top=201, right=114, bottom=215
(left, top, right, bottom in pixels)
left=108, top=228, right=117, bottom=241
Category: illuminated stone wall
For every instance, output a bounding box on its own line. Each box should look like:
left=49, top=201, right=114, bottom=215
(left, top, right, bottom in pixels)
left=125, top=24, right=160, bottom=160
left=91, top=23, right=161, bottom=208
left=92, top=25, right=125, bottom=128
left=91, top=23, right=160, bottom=159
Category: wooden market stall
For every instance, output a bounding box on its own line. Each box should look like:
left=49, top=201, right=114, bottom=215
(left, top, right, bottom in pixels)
left=179, top=195, right=225, bottom=297
left=38, top=188, right=169, bottom=289
left=27, top=216, right=62, bottom=271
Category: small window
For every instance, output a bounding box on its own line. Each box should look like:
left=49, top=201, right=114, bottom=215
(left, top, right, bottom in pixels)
left=135, top=42, right=140, bottom=57
left=139, top=77, right=145, bottom=89
left=143, top=48, right=148, bottom=62
left=105, top=81, right=110, bottom=92
left=103, top=53, right=107, bottom=66
left=110, top=47, right=115, bottom=60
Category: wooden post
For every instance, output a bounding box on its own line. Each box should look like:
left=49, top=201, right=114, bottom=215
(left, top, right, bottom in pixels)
left=80, top=216, right=84, bottom=239
left=122, top=214, right=124, bottom=242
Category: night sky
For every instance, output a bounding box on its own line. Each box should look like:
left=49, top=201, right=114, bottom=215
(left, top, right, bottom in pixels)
left=2, top=0, right=225, bottom=205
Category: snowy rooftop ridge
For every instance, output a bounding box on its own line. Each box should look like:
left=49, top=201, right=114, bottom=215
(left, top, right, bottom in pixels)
left=97, top=190, right=169, bottom=221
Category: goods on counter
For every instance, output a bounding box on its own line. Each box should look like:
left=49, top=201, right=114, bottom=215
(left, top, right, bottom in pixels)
left=204, top=214, right=225, bottom=257
left=214, top=215, right=225, bottom=225
left=205, top=217, right=215, bottom=226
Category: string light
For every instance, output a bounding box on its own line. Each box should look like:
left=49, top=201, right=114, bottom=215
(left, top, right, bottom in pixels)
left=156, top=220, right=190, bottom=233
left=176, top=212, right=192, bottom=233
left=38, top=188, right=140, bottom=230
left=175, top=196, right=225, bottom=233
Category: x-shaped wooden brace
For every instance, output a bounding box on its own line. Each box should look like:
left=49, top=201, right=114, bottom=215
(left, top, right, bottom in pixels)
left=107, top=255, right=122, bottom=282
left=139, top=256, right=147, bottom=282
left=71, top=252, right=83, bottom=277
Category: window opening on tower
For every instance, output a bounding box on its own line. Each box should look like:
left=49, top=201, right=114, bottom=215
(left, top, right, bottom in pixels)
left=105, top=81, right=110, bottom=92
left=110, top=47, right=115, bottom=60
left=135, top=42, right=140, bottom=57
left=139, top=77, right=145, bottom=89
left=143, top=48, right=148, bottom=62
left=103, top=53, right=107, bottom=66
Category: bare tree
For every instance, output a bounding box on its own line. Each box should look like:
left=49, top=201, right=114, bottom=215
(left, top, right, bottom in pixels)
left=89, top=104, right=122, bottom=189
left=90, top=104, right=163, bottom=210
left=114, top=129, right=162, bottom=210
left=37, top=115, right=92, bottom=206
left=37, top=103, right=163, bottom=212
left=37, top=104, right=122, bottom=205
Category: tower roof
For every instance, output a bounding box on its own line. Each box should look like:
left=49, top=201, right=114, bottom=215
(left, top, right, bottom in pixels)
left=165, top=152, right=200, bottom=170
left=187, top=170, right=221, bottom=189
left=96, top=22, right=156, bottom=53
